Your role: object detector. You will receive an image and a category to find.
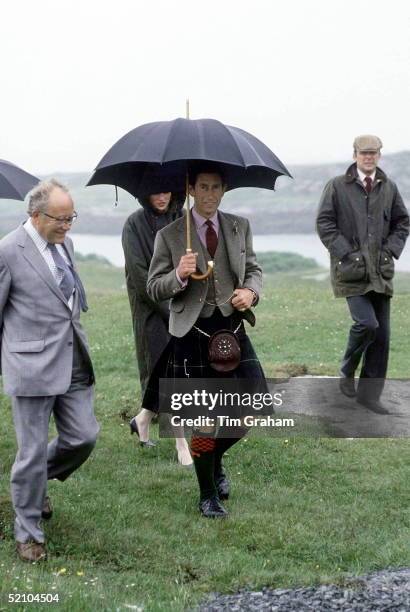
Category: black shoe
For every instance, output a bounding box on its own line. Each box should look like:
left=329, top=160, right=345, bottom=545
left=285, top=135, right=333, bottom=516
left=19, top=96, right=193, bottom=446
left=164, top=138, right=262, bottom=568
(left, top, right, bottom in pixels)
left=356, top=398, right=390, bottom=415
left=129, top=417, right=156, bottom=448
left=199, top=495, right=228, bottom=518
left=215, top=467, right=230, bottom=500
left=41, top=496, right=53, bottom=520
left=339, top=376, right=356, bottom=398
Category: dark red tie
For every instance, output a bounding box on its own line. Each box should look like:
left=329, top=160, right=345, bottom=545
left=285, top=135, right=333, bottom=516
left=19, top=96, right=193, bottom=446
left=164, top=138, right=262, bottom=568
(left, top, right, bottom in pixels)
left=364, top=177, right=372, bottom=194
left=205, top=220, right=218, bottom=258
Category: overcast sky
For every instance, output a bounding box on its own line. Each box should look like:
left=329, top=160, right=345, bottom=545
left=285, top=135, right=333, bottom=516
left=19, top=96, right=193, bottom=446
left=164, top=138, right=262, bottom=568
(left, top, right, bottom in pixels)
left=1, top=0, right=409, bottom=174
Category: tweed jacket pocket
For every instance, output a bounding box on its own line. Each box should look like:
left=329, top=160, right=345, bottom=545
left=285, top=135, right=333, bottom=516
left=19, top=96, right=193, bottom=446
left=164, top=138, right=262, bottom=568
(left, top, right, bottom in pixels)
left=170, top=299, right=185, bottom=313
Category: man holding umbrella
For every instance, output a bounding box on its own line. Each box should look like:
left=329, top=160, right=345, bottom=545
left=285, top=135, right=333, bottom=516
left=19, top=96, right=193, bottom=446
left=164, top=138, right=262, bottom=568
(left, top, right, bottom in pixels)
left=147, top=162, right=266, bottom=518
left=87, top=114, right=291, bottom=516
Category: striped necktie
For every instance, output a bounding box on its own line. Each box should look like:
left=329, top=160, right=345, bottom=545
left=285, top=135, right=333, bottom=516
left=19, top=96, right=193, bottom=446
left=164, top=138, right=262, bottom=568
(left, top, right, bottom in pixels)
left=48, top=243, right=88, bottom=312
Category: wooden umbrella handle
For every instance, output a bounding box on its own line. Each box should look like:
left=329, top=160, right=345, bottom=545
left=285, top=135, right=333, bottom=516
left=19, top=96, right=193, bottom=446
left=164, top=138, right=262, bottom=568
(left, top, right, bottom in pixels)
left=186, top=249, right=214, bottom=280
left=185, top=171, right=213, bottom=281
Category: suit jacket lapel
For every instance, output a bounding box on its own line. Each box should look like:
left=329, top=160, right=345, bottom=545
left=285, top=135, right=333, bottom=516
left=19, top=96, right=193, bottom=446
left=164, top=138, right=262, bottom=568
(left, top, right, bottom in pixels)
left=18, top=227, right=70, bottom=308
left=218, top=211, right=241, bottom=283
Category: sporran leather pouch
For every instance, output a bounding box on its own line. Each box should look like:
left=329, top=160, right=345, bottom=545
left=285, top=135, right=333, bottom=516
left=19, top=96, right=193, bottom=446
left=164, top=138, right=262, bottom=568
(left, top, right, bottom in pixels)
left=208, top=329, right=241, bottom=372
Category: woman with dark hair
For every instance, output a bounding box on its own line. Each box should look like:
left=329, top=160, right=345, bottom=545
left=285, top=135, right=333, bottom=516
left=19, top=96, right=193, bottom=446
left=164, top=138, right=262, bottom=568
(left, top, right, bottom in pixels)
left=122, top=191, right=193, bottom=466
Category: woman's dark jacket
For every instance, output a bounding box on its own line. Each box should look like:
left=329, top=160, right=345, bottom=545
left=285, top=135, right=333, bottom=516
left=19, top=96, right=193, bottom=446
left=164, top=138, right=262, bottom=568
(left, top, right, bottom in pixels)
left=122, top=197, right=184, bottom=396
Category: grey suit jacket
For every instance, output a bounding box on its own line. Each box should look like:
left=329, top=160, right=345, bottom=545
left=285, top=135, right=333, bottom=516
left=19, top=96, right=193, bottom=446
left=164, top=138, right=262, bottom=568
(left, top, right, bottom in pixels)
left=0, top=225, right=94, bottom=397
left=147, top=211, right=262, bottom=338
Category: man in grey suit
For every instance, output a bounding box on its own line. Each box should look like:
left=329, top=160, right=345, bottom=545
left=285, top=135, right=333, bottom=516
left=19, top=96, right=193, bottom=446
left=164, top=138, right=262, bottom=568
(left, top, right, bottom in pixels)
left=147, top=162, right=266, bottom=518
left=0, top=179, right=99, bottom=562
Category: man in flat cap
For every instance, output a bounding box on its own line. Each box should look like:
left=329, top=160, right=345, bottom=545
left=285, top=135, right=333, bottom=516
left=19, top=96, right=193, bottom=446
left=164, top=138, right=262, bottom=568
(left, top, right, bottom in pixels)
left=316, top=135, right=409, bottom=413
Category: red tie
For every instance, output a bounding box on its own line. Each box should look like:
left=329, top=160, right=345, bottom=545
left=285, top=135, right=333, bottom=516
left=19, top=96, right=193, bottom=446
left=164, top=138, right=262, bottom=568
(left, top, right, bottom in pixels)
left=364, top=177, right=372, bottom=194
left=205, top=220, right=218, bottom=258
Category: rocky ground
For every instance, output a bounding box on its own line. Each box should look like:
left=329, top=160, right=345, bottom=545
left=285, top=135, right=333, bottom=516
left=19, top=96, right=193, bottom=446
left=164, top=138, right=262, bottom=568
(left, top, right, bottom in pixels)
left=198, top=568, right=410, bottom=611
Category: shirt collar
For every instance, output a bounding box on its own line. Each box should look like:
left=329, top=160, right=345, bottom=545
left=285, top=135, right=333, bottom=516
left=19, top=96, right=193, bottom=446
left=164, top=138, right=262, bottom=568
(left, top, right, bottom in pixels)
left=23, top=218, right=49, bottom=252
left=191, top=207, right=218, bottom=228
left=357, top=167, right=376, bottom=183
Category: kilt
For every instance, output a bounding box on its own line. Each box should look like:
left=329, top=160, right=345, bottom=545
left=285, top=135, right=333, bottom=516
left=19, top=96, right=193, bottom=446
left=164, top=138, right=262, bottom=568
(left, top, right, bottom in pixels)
left=142, top=309, right=269, bottom=414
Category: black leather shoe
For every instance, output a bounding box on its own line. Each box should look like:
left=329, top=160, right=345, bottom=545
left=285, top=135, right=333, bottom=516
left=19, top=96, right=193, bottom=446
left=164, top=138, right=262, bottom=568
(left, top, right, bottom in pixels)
left=215, top=467, right=230, bottom=500
left=199, top=496, right=228, bottom=518
left=129, top=417, right=156, bottom=447
left=339, top=376, right=356, bottom=398
left=356, top=398, right=390, bottom=415
left=41, top=496, right=53, bottom=520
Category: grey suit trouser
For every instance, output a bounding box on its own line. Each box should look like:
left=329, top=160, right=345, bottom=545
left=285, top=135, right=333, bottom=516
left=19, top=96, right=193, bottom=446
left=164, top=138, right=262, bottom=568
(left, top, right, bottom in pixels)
left=10, top=339, right=99, bottom=543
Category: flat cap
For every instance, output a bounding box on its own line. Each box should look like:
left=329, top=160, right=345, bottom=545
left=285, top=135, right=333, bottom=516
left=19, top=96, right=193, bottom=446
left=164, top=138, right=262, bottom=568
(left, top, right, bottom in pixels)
left=353, top=134, right=383, bottom=152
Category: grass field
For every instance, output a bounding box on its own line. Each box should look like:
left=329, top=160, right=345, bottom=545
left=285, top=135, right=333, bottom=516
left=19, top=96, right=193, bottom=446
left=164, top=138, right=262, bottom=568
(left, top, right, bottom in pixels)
left=0, top=260, right=409, bottom=611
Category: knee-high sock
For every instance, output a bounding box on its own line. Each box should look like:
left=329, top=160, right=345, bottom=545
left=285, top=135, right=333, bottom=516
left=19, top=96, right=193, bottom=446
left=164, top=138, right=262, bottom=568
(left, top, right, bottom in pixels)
left=190, top=435, right=217, bottom=501
left=214, top=426, right=248, bottom=478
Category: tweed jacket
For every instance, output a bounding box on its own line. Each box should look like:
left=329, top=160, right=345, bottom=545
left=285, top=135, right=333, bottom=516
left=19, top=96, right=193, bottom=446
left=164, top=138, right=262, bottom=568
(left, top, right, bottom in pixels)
left=147, top=210, right=262, bottom=338
left=0, top=225, right=94, bottom=396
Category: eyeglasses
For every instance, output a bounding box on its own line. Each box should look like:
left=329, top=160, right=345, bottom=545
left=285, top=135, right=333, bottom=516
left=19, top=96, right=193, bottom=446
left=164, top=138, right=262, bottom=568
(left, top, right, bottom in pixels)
left=41, top=211, right=78, bottom=225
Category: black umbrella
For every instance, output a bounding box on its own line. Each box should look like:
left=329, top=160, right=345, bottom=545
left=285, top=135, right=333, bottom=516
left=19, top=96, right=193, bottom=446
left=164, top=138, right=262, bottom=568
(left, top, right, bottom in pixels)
left=87, top=117, right=292, bottom=197
left=0, top=159, right=39, bottom=201
left=88, top=115, right=292, bottom=279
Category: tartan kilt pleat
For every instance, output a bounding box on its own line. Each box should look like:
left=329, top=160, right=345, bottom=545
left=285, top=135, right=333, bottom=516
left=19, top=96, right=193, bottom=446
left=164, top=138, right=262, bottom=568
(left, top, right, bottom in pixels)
left=142, top=310, right=268, bottom=413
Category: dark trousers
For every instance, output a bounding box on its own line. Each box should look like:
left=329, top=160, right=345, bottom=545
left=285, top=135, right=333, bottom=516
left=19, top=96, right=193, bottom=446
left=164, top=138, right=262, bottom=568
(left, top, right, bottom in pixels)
left=340, top=291, right=390, bottom=399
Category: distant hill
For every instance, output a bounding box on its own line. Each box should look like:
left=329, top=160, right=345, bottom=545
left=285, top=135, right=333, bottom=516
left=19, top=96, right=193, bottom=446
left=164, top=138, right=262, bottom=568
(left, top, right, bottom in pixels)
left=1, top=151, right=409, bottom=235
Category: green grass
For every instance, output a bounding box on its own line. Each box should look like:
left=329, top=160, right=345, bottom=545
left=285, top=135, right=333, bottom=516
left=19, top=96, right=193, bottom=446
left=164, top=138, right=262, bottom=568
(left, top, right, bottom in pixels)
left=0, top=263, right=409, bottom=611
left=256, top=270, right=410, bottom=378
left=255, top=251, right=319, bottom=273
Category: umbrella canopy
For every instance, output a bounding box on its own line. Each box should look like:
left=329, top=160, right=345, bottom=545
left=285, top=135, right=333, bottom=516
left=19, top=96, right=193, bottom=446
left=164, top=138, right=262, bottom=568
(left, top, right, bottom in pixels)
left=0, top=159, right=39, bottom=201
left=87, top=118, right=292, bottom=197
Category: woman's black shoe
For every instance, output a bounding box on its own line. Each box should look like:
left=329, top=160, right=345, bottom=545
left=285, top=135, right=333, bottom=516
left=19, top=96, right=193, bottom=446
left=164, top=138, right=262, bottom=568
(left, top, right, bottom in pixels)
left=129, top=417, right=156, bottom=447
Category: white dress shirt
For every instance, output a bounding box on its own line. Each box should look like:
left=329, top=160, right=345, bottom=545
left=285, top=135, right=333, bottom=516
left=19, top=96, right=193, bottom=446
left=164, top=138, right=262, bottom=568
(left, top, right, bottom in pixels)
left=357, top=167, right=376, bottom=188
